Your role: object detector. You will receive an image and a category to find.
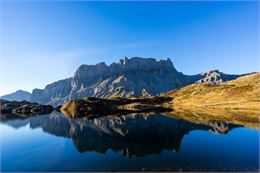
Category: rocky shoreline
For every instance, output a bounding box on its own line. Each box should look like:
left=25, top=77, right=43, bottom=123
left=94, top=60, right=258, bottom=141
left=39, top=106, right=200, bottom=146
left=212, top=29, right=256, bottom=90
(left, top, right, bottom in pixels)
left=0, top=99, right=54, bottom=116
left=60, top=96, right=173, bottom=118
left=0, top=96, right=173, bottom=118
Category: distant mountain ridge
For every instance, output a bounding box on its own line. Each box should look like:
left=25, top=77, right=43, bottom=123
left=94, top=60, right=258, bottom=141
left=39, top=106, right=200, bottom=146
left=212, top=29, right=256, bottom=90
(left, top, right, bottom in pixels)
left=0, top=90, right=31, bottom=101
left=2, top=57, right=240, bottom=106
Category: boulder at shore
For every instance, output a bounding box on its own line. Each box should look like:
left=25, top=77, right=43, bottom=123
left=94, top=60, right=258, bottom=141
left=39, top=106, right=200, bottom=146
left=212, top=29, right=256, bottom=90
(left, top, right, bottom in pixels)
left=0, top=99, right=54, bottom=115
left=60, top=96, right=173, bottom=118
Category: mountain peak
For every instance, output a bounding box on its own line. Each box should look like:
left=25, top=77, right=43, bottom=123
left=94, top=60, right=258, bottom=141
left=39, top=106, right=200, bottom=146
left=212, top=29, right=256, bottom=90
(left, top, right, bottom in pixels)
left=0, top=90, right=31, bottom=101
left=201, top=69, right=220, bottom=75
left=196, top=70, right=238, bottom=84
left=75, top=57, right=177, bottom=79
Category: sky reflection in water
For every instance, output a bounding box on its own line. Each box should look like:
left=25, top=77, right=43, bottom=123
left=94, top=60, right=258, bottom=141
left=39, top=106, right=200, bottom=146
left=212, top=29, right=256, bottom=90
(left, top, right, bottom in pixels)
left=0, top=111, right=259, bottom=172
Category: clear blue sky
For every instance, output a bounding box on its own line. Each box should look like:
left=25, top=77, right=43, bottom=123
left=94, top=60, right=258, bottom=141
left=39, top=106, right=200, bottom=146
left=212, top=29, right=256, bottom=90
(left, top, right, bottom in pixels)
left=1, top=1, right=259, bottom=95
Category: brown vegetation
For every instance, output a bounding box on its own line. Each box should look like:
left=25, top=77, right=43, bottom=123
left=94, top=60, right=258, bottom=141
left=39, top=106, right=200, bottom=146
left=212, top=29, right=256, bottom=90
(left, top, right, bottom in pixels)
left=163, top=72, right=260, bottom=110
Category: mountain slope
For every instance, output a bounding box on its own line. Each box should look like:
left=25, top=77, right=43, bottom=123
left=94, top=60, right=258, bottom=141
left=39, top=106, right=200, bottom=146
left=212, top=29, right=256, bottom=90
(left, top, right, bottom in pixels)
left=0, top=90, right=32, bottom=101
left=164, top=72, right=260, bottom=110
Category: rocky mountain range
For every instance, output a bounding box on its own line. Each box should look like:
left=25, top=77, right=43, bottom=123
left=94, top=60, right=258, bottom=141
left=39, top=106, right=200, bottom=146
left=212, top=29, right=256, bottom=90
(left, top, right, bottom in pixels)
left=1, top=57, right=240, bottom=106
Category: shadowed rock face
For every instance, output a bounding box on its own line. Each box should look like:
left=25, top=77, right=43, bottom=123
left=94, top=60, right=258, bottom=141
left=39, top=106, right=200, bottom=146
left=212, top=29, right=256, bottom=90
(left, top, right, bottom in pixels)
left=0, top=112, right=240, bottom=157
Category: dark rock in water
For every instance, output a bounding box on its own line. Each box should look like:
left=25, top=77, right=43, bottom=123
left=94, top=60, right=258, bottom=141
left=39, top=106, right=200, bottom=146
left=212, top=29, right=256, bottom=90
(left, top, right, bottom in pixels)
left=31, top=105, right=53, bottom=114
left=1, top=99, right=33, bottom=114
left=55, top=105, right=62, bottom=112
left=12, top=104, right=36, bottom=114
left=0, top=99, right=53, bottom=115
left=60, top=96, right=173, bottom=118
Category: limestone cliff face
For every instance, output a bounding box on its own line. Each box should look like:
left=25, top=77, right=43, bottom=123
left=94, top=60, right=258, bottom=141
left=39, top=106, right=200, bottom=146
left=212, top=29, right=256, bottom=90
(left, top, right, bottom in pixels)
left=69, top=58, right=186, bottom=98
left=31, top=78, right=72, bottom=105
left=31, top=57, right=188, bottom=106
left=28, top=57, right=239, bottom=106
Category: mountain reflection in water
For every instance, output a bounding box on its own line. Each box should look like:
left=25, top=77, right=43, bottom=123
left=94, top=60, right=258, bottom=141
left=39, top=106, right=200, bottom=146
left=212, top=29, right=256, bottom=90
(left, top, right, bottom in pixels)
left=1, top=111, right=240, bottom=157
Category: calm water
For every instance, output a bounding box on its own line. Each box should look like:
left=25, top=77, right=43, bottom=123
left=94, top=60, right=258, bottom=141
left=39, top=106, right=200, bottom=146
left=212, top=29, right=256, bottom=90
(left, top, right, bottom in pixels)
left=0, top=111, right=259, bottom=172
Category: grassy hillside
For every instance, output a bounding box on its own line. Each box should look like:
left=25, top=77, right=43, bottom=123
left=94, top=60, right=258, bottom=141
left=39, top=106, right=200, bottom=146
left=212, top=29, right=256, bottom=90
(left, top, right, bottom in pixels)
left=163, top=72, right=260, bottom=110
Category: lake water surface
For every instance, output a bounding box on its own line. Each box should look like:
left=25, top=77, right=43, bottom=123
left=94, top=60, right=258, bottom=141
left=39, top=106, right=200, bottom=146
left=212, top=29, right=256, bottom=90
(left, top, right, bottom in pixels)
left=0, top=111, right=259, bottom=172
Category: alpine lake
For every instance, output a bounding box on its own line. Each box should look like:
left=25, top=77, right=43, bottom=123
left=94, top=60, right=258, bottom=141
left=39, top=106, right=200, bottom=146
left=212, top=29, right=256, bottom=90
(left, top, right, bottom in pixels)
left=1, top=110, right=259, bottom=172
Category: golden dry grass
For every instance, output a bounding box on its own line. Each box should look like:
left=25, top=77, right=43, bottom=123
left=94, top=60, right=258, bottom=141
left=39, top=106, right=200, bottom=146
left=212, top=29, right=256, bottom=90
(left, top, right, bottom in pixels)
left=163, top=72, right=260, bottom=110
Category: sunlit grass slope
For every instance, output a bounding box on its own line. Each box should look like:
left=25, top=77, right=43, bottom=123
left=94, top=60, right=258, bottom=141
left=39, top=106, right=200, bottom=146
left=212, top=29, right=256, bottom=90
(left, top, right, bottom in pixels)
left=163, top=72, right=260, bottom=110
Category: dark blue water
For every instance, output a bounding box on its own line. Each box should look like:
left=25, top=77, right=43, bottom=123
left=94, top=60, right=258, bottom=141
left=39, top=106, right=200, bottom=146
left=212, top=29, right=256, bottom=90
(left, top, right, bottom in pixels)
left=0, top=112, right=259, bottom=172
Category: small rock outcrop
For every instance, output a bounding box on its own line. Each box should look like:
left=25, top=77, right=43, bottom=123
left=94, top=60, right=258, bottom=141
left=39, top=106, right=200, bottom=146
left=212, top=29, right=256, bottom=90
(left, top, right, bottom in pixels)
left=0, top=99, right=54, bottom=115
left=60, top=96, right=173, bottom=118
left=195, top=70, right=238, bottom=84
